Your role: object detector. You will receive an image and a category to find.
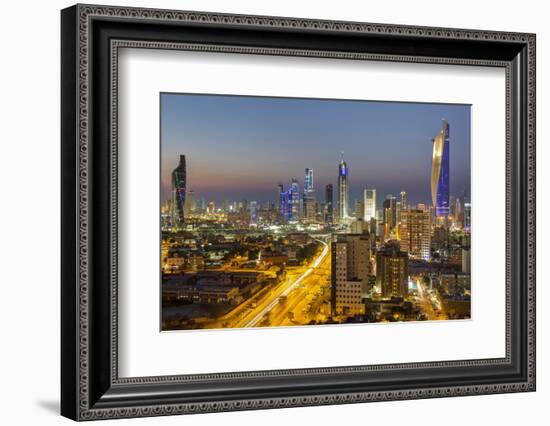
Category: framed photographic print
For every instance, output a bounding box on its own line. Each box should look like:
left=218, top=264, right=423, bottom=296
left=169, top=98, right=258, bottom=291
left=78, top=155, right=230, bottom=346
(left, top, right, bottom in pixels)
left=61, top=4, right=536, bottom=421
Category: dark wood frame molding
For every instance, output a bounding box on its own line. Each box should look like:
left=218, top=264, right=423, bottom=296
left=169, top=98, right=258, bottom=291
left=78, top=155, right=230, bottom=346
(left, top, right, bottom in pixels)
left=61, top=4, right=536, bottom=420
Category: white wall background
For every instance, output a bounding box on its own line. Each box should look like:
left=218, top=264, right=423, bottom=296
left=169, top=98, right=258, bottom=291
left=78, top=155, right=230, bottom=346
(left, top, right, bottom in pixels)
left=0, top=0, right=546, bottom=424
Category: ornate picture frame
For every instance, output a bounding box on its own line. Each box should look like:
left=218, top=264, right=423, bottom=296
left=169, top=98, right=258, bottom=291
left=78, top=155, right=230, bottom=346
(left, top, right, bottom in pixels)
left=61, top=4, right=535, bottom=420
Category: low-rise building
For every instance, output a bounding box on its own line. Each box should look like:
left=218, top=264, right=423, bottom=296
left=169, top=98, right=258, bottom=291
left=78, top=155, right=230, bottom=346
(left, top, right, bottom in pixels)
left=437, top=272, right=471, bottom=297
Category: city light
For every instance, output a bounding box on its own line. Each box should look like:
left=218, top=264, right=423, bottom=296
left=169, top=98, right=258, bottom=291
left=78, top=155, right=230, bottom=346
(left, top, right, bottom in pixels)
left=160, top=98, right=471, bottom=331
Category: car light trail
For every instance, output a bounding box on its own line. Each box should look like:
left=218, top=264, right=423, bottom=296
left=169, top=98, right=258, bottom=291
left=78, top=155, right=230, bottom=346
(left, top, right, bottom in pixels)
left=243, top=239, right=329, bottom=328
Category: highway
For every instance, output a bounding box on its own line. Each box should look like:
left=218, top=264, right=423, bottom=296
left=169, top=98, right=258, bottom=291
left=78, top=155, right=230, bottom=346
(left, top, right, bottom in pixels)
left=240, top=239, right=330, bottom=328
left=415, top=277, right=446, bottom=320
left=268, top=252, right=331, bottom=327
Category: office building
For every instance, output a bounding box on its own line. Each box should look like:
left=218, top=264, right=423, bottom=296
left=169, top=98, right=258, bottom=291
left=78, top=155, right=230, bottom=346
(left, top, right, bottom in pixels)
left=376, top=244, right=409, bottom=299
left=363, top=188, right=376, bottom=221
left=331, top=234, right=371, bottom=316
left=400, top=209, right=432, bottom=261
left=185, top=189, right=196, bottom=216
left=303, top=168, right=316, bottom=221
left=325, top=184, right=333, bottom=224
left=400, top=190, right=408, bottom=212
left=383, top=195, right=397, bottom=229
left=290, top=178, right=300, bottom=220
left=355, top=199, right=364, bottom=220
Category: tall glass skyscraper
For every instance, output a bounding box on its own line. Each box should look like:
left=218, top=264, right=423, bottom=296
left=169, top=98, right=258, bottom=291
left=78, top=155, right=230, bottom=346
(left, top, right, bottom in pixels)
left=338, top=154, right=349, bottom=222
left=304, top=168, right=313, bottom=193
left=303, top=168, right=316, bottom=221
left=383, top=194, right=397, bottom=229
left=431, top=120, right=450, bottom=217
left=400, top=190, right=408, bottom=211
left=325, top=184, right=333, bottom=224
left=363, top=188, right=376, bottom=221
left=290, top=178, right=300, bottom=220
left=279, top=179, right=300, bottom=221
left=171, top=154, right=187, bottom=228
left=278, top=184, right=285, bottom=218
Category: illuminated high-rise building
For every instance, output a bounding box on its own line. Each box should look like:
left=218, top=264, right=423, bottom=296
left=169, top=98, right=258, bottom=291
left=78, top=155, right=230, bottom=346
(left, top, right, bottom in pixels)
left=355, top=199, right=364, bottom=220
left=303, top=168, right=316, bottom=221
left=400, top=190, right=408, bottom=211
left=400, top=209, right=431, bottom=261
left=185, top=189, right=196, bottom=216
left=325, top=184, right=333, bottom=224
left=250, top=201, right=258, bottom=224
left=304, top=168, right=313, bottom=193
left=376, top=243, right=409, bottom=299
left=398, top=191, right=407, bottom=223
left=171, top=155, right=186, bottom=228
left=363, top=188, right=376, bottom=221
left=290, top=178, right=300, bottom=220
left=396, top=201, right=402, bottom=224
left=383, top=195, right=397, bottom=228
left=376, top=209, right=384, bottom=237
left=278, top=184, right=285, bottom=218
left=431, top=120, right=450, bottom=217
left=337, top=154, right=349, bottom=222
left=279, top=182, right=296, bottom=222
left=331, top=234, right=371, bottom=316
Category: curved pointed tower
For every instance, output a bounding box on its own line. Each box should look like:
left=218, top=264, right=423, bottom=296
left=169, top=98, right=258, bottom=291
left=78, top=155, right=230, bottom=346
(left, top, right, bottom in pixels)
left=431, top=120, right=450, bottom=217
left=171, top=155, right=187, bottom=228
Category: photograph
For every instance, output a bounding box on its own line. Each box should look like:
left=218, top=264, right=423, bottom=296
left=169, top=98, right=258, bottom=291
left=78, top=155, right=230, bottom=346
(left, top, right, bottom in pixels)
left=56, top=3, right=537, bottom=421
left=160, top=93, right=472, bottom=331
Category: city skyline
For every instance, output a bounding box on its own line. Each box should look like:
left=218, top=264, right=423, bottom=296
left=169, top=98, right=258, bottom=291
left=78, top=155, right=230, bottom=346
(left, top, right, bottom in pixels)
left=161, top=93, right=471, bottom=207
left=161, top=93, right=471, bottom=331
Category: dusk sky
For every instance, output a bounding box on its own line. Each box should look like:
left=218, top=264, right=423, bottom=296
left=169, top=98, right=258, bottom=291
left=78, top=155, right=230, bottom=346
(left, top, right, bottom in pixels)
left=160, top=93, right=470, bottom=208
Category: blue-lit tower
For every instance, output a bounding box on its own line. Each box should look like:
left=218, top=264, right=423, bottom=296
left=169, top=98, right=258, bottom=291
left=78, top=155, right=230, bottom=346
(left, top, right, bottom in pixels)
left=289, top=178, right=300, bottom=220
left=303, top=168, right=316, bottom=221
left=431, top=120, right=450, bottom=217
left=338, top=153, right=349, bottom=222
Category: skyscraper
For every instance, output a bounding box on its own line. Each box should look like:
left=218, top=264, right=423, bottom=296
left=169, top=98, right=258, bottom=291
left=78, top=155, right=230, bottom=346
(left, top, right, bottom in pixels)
left=363, top=189, right=376, bottom=221
left=325, top=184, right=333, bottom=224
left=304, top=168, right=313, bottom=193
left=185, top=189, right=196, bottom=216
left=383, top=195, right=397, bottom=229
left=290, top=178, right=300, bottom=221
left=400, top=190, right=408, bottom=212
left=303, top=168, right=316, bottom=221
left=355, top=200, right=364, bottom=220
left=279, top=182, right=299, bottom=222
left=250, top=201, right=258, bottom=224
left=400, top=209, right=432, bottom=261
left=171, top=155, right=186, bottom=228
left=431, top=120, right=450, bottom=217
left=278, top=184, right=285, bottom=219
left=338, top=154, right=349, bottom=222
left=396, top=201, right=402, bottom=225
